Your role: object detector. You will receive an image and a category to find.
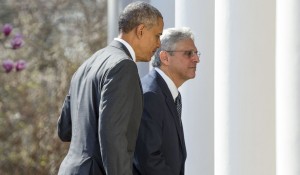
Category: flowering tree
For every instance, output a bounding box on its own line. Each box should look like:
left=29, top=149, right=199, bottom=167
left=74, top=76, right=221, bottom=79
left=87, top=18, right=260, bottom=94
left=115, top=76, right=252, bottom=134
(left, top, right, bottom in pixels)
left=1, top=23, right=26, bottom=73
left=0, top=0, right=107, bottom=174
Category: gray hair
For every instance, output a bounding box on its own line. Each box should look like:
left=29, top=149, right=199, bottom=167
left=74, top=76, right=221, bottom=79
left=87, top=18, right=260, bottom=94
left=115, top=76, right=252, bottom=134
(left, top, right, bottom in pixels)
left=118, top=1, right=163, bottom=33
left=152, top=27, right=194, bottom=67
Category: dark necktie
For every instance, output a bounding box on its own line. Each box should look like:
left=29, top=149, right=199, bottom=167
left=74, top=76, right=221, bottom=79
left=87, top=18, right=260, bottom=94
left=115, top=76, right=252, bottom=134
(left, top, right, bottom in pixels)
left=175, top=92, right=182, bottom=125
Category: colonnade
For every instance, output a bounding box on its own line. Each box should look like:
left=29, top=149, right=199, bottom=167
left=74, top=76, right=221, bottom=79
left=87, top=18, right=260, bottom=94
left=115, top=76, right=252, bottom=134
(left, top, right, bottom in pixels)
left=108, top=0, right=300, bottom=174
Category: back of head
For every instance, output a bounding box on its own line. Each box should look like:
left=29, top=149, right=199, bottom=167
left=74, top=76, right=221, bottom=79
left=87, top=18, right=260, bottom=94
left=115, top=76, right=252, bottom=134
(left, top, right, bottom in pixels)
left=152, top=27, right=194, bottom=67
left=118, top=1, right=163, bottom=33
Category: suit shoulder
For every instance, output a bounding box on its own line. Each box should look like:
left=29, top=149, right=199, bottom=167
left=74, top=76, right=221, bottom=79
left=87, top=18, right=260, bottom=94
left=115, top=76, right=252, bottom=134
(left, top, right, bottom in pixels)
left=141, top=73, right=160, bottom=92
left=91, top=46, right=137, bottom=73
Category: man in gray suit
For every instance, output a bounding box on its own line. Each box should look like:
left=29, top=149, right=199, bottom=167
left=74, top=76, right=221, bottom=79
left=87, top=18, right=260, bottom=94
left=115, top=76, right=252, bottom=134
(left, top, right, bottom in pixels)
left=133, top=27, right=200, bottom=175
left=57, top=2, right=164, bottom=175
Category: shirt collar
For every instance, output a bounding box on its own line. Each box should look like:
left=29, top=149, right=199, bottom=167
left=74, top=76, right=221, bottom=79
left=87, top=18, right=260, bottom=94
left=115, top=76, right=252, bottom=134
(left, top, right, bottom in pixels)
left=114, top=38, right=136, bottom=62
left=154, top=67, right=179, bottom=101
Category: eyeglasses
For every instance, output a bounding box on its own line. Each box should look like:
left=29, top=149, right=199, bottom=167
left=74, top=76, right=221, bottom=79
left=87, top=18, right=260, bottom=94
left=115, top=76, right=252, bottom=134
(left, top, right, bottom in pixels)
left=165, top=50, right=201, bottom=58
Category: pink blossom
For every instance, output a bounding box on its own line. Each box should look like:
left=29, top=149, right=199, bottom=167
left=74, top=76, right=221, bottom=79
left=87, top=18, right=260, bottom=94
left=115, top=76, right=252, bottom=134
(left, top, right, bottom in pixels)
left=11, top=34, right=23, bottom=49
left=2, top=59, right=14, bottom=73
left=15, top=60, right=27, bottom=71
left=2, top=24, right=13, bottom=36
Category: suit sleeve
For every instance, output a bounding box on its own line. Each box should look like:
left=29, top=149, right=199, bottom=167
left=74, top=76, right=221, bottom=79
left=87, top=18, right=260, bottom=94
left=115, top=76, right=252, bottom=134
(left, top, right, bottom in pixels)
left=99, top=59, right=142, bottom=175
left=134, top=92, right=175, bottom=175
left=57, top=94, right=72, bottom=142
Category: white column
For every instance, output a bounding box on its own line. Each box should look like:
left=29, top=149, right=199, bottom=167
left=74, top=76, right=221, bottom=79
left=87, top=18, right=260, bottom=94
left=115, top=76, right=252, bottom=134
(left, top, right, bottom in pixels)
left=215, top=0, right=276, bottom=175
left=107, top=0, right=119, bottom=43
left=175, top=0, right=214, bottom=174
left=150, top=0, right=175, bottom=28
left=276, top=0, right=300, bottom=174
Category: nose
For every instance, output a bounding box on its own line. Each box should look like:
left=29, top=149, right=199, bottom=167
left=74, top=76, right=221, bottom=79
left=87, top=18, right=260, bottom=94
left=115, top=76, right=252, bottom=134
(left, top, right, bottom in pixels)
left=193, top=54, right=200, bottom=63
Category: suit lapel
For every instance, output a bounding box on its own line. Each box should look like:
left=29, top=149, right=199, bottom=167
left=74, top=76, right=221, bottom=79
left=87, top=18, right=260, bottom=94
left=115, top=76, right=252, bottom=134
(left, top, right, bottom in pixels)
left=151, top=70, right=187, bottom=158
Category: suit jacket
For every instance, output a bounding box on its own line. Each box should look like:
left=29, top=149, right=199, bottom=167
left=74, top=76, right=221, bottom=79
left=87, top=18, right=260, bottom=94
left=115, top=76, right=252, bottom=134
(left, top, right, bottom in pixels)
left=133, top=69, right=187, bottom=175
left=57, top=40, right=143, bottom=175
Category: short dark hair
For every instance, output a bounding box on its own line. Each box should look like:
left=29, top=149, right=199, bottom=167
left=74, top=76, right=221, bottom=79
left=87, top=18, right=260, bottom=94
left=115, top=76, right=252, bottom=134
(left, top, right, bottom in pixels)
left=118, top=1, right=163, bottom=33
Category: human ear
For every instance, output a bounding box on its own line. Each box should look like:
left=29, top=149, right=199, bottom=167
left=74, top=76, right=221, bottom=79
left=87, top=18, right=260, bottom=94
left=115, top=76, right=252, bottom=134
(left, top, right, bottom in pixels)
left=159, top=51, right=169, bottom=65
left=136, top=24, right=145, bottom=39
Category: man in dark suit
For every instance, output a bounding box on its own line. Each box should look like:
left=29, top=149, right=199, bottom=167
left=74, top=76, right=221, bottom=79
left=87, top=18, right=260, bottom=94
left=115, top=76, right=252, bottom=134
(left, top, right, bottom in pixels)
left=133, top=27, right=200, bottom=175
left=57, top=2, right=164, bottom=175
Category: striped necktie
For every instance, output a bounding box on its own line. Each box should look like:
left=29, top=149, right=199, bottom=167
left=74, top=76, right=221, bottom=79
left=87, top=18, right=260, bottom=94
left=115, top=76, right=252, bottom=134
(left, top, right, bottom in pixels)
left=175, top=92, right=182, bottom=125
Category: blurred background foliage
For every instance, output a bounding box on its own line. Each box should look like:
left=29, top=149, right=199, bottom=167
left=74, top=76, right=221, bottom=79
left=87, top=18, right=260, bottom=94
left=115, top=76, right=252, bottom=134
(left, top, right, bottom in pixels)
left=0, top=0, right=107, bottom=174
